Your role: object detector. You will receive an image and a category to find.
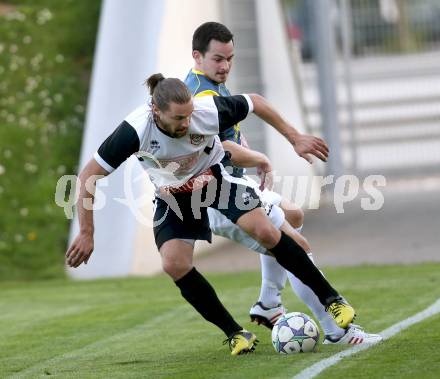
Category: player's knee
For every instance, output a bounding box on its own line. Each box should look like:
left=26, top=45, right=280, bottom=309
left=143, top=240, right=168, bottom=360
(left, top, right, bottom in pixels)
left=161, top=259, right=176, bottom=278
left=285, top=208, right=304, bottom=229
left=162, top=259, right=192, bottom=281
left=251, top=223, right=280, bottom=248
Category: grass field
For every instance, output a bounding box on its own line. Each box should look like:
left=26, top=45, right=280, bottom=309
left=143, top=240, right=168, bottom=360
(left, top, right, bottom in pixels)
left=1, top=263, right=439, bottom=379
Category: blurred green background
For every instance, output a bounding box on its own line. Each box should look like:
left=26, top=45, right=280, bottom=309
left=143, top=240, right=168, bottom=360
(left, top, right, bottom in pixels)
left=0, top=0, right=101, bottom=280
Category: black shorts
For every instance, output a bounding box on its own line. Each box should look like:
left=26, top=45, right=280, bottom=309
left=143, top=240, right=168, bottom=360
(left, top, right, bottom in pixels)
left=153, top=164, right=262, bottom=250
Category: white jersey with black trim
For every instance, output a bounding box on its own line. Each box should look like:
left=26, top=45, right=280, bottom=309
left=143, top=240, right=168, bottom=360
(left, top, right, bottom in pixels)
left=93, top=94, right=254, bottom=191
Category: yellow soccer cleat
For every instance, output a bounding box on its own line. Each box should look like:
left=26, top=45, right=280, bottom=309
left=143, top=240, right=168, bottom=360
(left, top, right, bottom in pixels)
left=326, top=298, right=356, bottom=329
left=223, top=329, right=258, bottom=356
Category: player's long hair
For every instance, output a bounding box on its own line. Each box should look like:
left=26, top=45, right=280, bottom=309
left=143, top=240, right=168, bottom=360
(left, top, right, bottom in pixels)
left=145, top=73, right=191, bottom=111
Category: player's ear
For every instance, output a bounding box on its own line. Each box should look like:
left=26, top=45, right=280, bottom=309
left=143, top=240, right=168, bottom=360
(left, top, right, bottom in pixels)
left=193, top=50, right=202, bottom=63
left=152, top=103, right=160, bottom=116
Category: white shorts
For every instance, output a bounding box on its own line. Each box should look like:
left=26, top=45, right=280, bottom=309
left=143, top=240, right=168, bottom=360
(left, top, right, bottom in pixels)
left=208, top=176, right=284, bottom=255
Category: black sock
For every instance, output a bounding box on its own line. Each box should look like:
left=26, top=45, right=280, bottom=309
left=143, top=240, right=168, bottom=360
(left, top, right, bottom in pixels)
left=270, top=232, right=340, bottom=306
left=175, top=267, right=242, bottom=337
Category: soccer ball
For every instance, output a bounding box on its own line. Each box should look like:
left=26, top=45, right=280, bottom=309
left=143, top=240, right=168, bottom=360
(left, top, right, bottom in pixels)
left=271, top=312, right=320, bottom=354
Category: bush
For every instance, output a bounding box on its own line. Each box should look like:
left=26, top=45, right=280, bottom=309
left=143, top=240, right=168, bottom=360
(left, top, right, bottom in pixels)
left=0, top=0, right=101, bottom=280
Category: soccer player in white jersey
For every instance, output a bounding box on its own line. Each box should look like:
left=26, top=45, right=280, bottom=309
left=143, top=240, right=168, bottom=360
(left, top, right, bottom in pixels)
left=66, top=73, right=358, bottom=355
left=185, top=22, right=382, bottom=345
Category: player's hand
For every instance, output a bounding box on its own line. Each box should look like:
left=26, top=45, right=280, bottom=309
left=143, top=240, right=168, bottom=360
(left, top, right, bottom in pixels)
left=292, top=133, right=329, bottom=164
left=65, top=232, right=94, bottom=268
left=257, top=157, right=274, bottom=191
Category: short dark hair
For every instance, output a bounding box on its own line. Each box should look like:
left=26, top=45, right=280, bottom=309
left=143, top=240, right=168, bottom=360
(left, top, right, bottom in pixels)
left=145, top=73, right=191, bottom=111
left=192, top=22, right=234, bottom=55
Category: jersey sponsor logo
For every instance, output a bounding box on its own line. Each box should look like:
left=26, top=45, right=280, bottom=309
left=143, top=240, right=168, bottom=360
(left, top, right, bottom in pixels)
left=161, top=167, right=215, bottom=195
left=157, top=153, right=199, bottom=176
left=190, top=134, right=205, bottom=146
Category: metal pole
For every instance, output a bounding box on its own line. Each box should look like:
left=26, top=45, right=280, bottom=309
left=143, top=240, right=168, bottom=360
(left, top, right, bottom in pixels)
left=340, top=0, right=358, bottom=172
left=310, top=0, right=344, bottom=177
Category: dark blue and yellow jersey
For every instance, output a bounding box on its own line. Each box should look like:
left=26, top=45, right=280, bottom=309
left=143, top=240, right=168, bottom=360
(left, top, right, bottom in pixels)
left=184, top=68, right=243, bottom=177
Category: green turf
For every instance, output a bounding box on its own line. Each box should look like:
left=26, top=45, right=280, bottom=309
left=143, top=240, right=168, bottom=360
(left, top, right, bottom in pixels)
left=0, top=1, right=101, bottom=280
left=0, top=263, right=439, bottom=378
left=323, top=315, right=440, bottom=379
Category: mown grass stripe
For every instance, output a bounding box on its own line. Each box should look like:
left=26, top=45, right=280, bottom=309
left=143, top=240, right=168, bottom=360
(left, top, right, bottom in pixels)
left=9, top=304, right=190, bottom=379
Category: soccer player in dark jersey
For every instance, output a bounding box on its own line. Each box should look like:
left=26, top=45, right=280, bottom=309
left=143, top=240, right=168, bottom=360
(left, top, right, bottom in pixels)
left=184, top=22, right=381, bottom=345
left=66, top=73, right=357, bottom=355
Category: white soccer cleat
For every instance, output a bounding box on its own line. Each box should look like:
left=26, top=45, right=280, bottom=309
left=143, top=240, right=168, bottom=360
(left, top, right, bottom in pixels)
left=249, top=301, right=286, bottom=329
left=323, top=324, right=383, bottom=345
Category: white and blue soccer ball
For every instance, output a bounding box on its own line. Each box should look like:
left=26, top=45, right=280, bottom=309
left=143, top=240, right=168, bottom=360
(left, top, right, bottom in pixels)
left=271, top=312, right=320, bottom=354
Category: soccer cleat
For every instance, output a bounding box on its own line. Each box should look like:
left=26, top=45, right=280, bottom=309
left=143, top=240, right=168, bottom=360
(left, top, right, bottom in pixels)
left=249, top=302, right=286, bottom=329
left=223, top=329, right=258, bottom=356
left=323, top=324, right=383, bottom=345
left=325, top=298, right=356, bottom=329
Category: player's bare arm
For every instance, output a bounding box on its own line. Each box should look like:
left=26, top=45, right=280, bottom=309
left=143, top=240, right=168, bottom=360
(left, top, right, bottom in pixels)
left=65, top=158, right=109, bottom=268
left=222, top=140, right=272, bottom=171
left=222, top=140, right=273, bottom=190
left=248, top=94, right=329, bottom=164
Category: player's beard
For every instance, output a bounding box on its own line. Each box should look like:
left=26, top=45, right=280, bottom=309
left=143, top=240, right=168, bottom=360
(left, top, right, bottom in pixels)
left=216, top=71, right=228, bottom=83
left=166, top=124, right=187, bottom=138
left=163, top=123, right=187, bottom=138
left=155, top=115, right=187, bottom=138
left=172, top=128, right=188, bottom=138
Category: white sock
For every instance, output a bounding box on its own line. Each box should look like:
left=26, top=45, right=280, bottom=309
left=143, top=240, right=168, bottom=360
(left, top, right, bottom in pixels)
left=258, top=254, right=287, bottom=307
left=259, top=233, right=345, bottom=338
left=286, top=252, right=345, bottom=338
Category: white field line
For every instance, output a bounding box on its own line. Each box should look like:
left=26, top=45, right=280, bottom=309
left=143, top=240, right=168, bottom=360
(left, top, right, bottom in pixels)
left=293, top=298, right=440, bottom=379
